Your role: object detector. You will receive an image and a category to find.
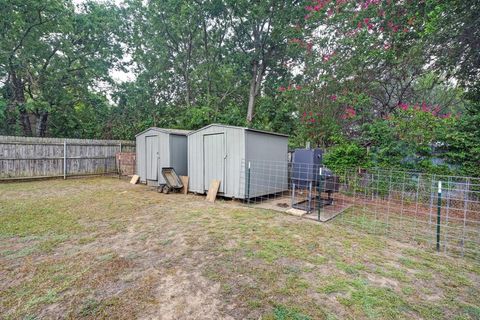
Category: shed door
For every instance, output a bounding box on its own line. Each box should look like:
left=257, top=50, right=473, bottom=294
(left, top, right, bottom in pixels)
left=203, top=133, right=225, bottom=193
left=145, top=136, right=158, bottom=180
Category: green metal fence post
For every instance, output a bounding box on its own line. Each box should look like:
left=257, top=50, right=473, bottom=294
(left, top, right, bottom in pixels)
left=246, top=161, right=251, bottom=204
left=318, top=167, right=323, bottom=221
left=436, top=181, right=442, bottom=252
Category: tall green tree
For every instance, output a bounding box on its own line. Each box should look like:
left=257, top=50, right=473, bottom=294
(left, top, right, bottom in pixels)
left=0, top=0, right=123, bottom=136
left=224, top=0, right=306, bottom=123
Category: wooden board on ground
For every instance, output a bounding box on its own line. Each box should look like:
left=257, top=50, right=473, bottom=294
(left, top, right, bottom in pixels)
left=286, top=208, right=307, bottom=217
left=180, top=176, right=189, bottom=195
left=130, top=175, right=140, bottom=184
left=206, top=180, right=221, bottom=203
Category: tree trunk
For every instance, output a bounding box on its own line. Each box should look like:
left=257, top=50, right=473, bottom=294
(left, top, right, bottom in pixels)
left=11, top=72, right=32, bottom=136
left=36, top=111, right=49, bottom=137
left=246, top=61, right=258, bottom=124
left=246, top=60, right=266, bottom=124
left=19, top=107, right=32, bottom=136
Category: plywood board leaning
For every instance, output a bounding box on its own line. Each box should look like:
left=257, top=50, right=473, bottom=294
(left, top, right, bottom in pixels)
left=206, top=179, right=221, bottom=203
left=180, top=176, right=189, bottom=194
left=130, top=175, right=140, bottom=184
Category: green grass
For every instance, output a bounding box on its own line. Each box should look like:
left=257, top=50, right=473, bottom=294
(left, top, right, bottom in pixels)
left=268, top=305, right=312, bottom=320
left=0, top=200, right=84, bottom=236
left=1, top=178, right=479, bottom=319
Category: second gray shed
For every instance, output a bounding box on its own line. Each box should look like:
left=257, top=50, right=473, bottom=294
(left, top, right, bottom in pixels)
left=136, top=127, right=191, bottom=185
left=188, top=124, right=288, bottom=199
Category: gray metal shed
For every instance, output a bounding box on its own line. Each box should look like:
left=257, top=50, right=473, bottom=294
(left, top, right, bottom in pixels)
left=136, top=127, right=191, bottom=185
left=188, top=124, right=288, bottom=199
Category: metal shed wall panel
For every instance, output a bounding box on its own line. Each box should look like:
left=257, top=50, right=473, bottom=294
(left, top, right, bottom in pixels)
left=188, top=125, right=245, bottom=197
left=145, top=135, right=159, bottom=180
left=136, top=134, right=145, bottom=182
left=169, top=134, right=188, bottom=177
left=136, top=128, right=188, bottom=185
left=245, top=131, right=289, bottom=198
left=136, top=129, right=160, bottom=183
left=203, top=133, right=226, bottom=193
left=157, top=131, right=170, bottom=184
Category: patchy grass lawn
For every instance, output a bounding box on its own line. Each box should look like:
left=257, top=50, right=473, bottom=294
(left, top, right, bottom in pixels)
left=0, top=177, right=479, bottom=319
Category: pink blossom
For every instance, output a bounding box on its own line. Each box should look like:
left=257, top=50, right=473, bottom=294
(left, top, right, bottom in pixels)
left=343, top=106, right=356, bottom=119
left=296, top=85, right=302, bottom=90
left=278, top=86, right=286, bottom=92
left=421, top=101, right=429, bottom=112
left=398, top=102, right=409, bottom=111
left=330, top=94, right=337, bottom=101
left=306, top=42, right=313, bottom=52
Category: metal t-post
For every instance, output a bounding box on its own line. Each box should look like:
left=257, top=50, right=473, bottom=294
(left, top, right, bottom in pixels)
left=246, top=161, right=251, bottom=204
left=436, top=181, right=442, bottom=252
left=318, top=167, right=323, bottom=221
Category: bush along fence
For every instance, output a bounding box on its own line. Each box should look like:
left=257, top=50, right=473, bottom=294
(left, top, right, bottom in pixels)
left=0, top=135, right=135, bottom=180
left=240, top=159, right=480, bottom=260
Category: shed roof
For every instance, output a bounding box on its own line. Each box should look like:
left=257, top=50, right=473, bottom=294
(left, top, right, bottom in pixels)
left=188, top=124, right=289, bottom=137
left=135, top=127, right=192, bottom=137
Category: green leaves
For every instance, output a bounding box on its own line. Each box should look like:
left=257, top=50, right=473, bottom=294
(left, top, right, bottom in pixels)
left=0, top=0, right=123, bottom=137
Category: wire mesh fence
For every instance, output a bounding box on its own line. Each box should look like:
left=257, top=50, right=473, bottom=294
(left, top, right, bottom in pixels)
left=240, top=159, right=480, bottom=260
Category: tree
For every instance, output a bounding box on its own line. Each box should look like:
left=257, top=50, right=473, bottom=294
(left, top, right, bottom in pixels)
left=0, top=0, right=123, bottom=136
left=225, top=0, right=306, bottom=123
left=424, top=0, right=480, bottom=91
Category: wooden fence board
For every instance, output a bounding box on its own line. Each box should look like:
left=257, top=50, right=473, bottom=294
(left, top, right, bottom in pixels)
left=0, top=136, right=135, bottom=179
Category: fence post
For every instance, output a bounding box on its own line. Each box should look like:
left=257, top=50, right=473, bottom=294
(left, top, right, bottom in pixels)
left=461, top=179, right=470, bottom=257
left=246, top=161, right=251, bottom=204
left=118, top=154, right=121, bottom=179
left=317, top=167, right=323, bottom=221
left=436, top=181, right=442, bottom=252
left=63, top=139, right=67, bottom=179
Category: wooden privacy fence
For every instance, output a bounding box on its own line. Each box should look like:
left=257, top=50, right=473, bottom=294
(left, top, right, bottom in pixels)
left=0, top=136, right=135, bottom=180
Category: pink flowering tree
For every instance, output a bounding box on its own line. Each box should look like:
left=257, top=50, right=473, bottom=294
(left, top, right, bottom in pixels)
left=302, top=0, right=431, bottom=120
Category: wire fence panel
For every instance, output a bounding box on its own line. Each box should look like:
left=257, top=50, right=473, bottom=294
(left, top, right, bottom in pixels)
left=240, top=159, right=480, bottom=260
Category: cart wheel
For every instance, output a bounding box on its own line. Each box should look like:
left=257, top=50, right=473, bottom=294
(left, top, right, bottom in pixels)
left=162, top=185, right=170, bottom=194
